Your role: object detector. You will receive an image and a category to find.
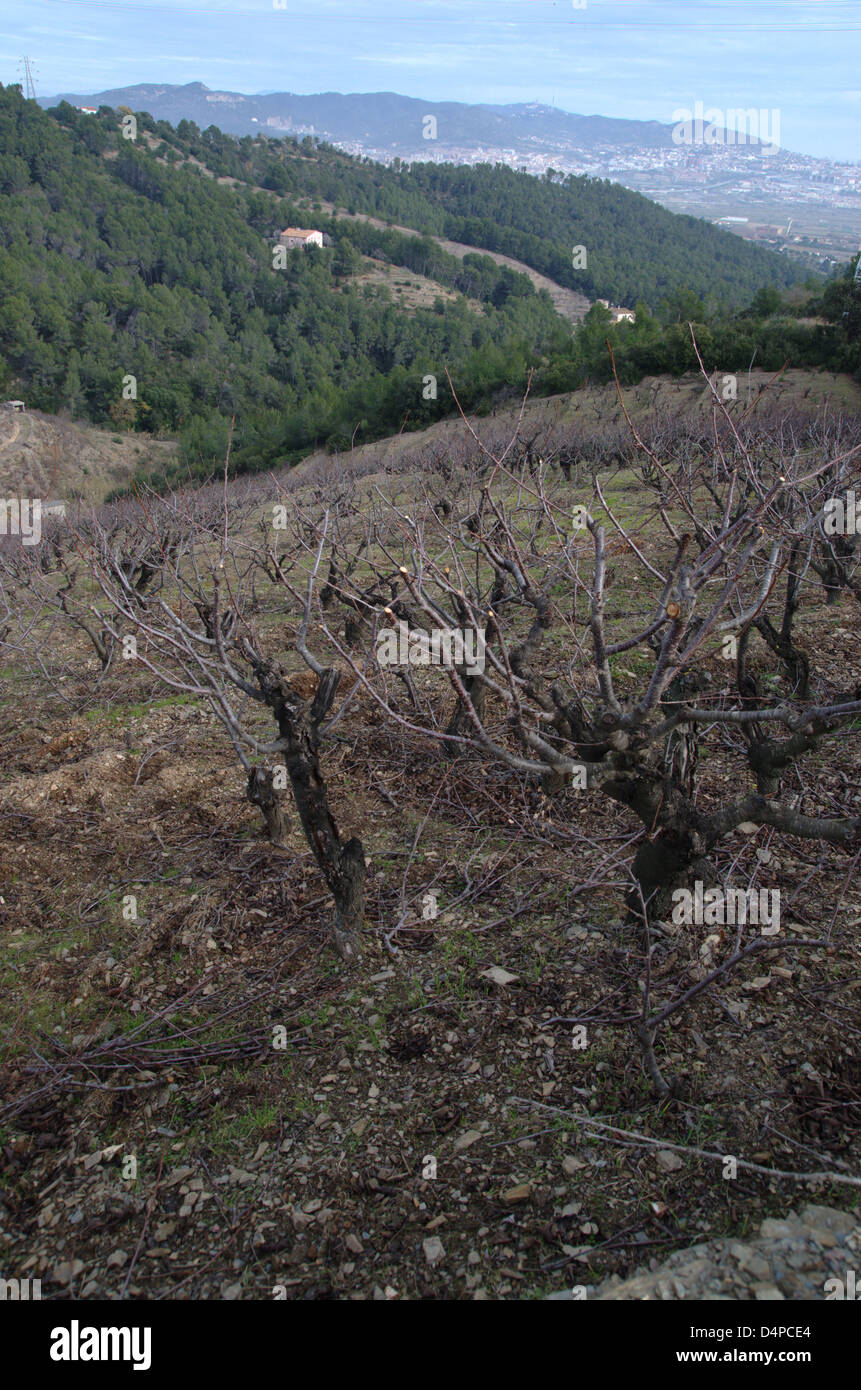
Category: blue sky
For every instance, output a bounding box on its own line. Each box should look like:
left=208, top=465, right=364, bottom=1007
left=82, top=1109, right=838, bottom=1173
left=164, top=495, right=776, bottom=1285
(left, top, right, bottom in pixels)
left=1, top=0, right=858, bottom=159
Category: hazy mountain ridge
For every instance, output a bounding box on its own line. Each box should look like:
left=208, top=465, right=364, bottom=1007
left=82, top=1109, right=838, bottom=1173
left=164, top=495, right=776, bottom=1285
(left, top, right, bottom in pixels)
left=44, top=83, right=678, bottom=152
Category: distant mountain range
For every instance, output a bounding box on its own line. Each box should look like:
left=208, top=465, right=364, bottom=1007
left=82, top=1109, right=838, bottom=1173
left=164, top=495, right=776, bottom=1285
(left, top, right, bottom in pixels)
left=42, top=82, right=681, bottom=154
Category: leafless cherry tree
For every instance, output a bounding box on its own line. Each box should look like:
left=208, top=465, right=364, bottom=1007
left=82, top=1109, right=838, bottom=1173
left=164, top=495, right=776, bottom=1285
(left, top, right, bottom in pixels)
left=312, top=351, right=861, bottom=930
left=84, top=485, right=367, bottom=961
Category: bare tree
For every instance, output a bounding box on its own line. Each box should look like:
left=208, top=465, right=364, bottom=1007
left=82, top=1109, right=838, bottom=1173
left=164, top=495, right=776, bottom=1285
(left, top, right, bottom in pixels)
left=314, top=350, right=861, bottom=927
left=86, top=490, right=366, bottom=961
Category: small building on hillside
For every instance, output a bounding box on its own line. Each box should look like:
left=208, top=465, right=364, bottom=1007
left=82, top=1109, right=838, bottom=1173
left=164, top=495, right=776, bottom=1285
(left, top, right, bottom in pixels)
left=78, top=106, right=97, bottom=115
left=2, top=400, right=25, bottom=412
left=278, top=227, right=323, bottom=250
left=595, top=301, right=636, bottom=323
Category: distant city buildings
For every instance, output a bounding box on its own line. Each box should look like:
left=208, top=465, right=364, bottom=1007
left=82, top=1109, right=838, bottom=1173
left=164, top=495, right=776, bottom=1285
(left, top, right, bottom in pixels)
left=266, top=116, right=316, bottom=135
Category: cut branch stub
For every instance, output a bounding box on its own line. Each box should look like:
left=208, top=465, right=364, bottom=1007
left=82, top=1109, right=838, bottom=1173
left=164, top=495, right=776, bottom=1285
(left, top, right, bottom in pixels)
left=246, top=767, right=290, bottom=847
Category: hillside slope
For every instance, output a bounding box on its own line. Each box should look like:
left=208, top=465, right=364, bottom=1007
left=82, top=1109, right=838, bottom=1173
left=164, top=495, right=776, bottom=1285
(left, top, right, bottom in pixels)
left=143, top=136, right=590, bottom=325
left=42, top=87, right=806, bottom=310
left=290, top=368, right=861, bottom=488
left=0, top=86, right=840, bottom=487
left=321, top=207, right=591, bottom=325
left=0, top=85, right=570, bottom=479
left=0, top=409, right=178, bottom=503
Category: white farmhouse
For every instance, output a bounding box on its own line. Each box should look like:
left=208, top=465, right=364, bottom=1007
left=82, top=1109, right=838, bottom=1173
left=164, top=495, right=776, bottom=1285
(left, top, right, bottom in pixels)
left=278, top=227, right=323, bottom=250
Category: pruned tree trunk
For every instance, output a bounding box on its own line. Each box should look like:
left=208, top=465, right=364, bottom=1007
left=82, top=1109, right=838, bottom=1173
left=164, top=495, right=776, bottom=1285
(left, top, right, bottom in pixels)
left=61, top=597, right=114, bottom=669
left=602, top=754, right=715, bottom=923
left=254, top=662, right=366, bottom=961
left=444, top=673, right=486, bottom=750
left=628, top=823, right=715, bottom=923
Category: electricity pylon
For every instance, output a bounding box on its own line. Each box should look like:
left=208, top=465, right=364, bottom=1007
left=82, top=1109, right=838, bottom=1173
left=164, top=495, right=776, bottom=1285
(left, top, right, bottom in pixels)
left=19, top=56, right=37, bottom=100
